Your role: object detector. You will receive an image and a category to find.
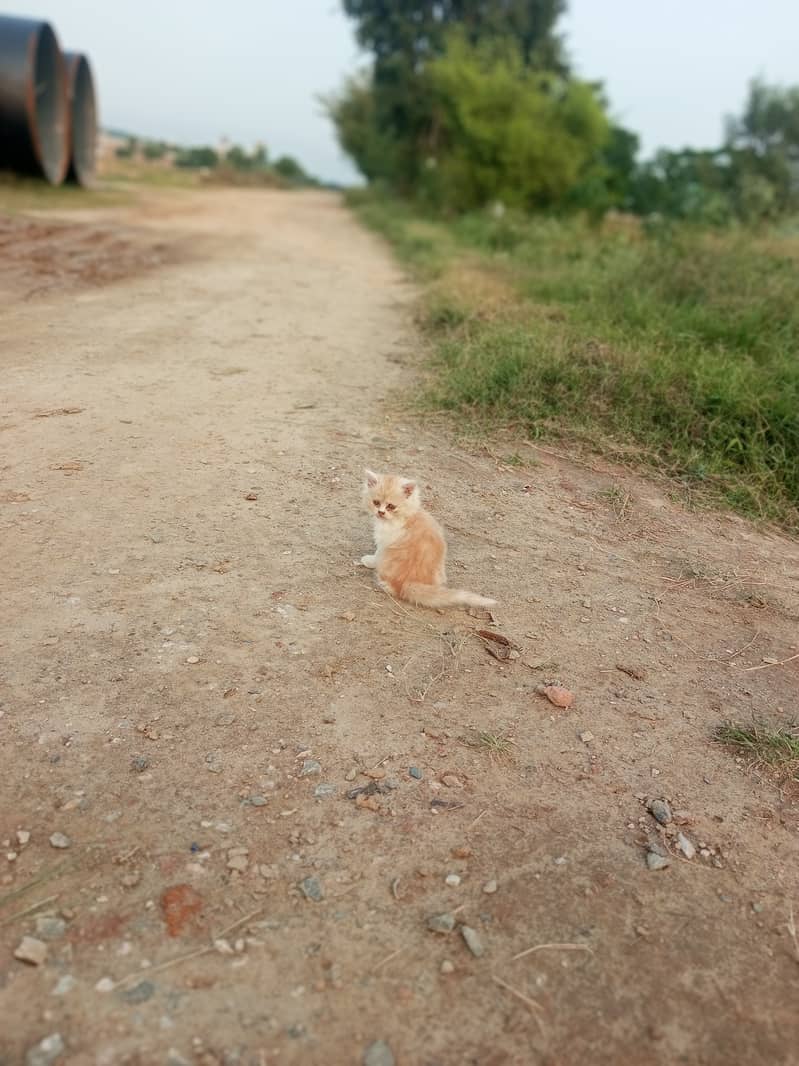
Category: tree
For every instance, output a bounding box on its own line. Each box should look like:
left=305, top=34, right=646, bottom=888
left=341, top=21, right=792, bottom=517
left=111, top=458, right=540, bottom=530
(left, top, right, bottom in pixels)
left=422, top=34, right=608, bottom=211
left=334, top=0, right=569, bottom=191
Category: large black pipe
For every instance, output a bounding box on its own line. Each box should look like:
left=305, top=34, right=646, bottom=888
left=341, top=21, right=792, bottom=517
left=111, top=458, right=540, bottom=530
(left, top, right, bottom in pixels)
left=64, top=51, right=97, bottom=186
left=0, top=15, right=69, bottom=184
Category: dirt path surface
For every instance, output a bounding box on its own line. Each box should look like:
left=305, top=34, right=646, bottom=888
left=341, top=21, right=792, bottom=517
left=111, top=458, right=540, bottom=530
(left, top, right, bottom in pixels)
left=2, top=188, right=799, bottom=1066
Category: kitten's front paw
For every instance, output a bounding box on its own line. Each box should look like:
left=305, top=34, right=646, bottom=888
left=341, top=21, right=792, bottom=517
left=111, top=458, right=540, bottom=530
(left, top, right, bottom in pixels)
left=359, top=554, right=377, bottom=569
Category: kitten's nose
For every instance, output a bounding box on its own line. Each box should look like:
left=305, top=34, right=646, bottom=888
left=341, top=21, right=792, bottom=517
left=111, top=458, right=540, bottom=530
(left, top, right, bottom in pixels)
left=377, top=510, right=385, bottom=518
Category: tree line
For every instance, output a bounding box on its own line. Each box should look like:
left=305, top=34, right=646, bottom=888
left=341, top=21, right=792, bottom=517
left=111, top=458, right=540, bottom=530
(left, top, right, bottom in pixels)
left=324, top=1, right=799, bottom=222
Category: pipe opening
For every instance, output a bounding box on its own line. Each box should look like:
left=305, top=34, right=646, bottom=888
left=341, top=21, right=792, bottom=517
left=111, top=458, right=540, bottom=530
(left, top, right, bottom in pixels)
left=67, top=54, right=97, bottom=186
left=32, top=23, right=68, bottom=184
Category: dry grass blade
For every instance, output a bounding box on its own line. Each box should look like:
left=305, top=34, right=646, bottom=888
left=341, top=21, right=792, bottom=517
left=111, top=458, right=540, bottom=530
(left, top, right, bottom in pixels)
left=511, top=941, right=595, bottom=962
left=788, top=904, right=799, bottom=964
left=739, top=651, right=799, bottom=673
left=0, top=894, right=59, bottom=928
left=492, top=974, right=545, bottom=1020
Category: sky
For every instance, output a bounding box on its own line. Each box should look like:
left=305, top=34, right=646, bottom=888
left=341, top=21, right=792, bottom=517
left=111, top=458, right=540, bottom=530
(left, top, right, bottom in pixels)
left=7, top=1, right=799, bottom=184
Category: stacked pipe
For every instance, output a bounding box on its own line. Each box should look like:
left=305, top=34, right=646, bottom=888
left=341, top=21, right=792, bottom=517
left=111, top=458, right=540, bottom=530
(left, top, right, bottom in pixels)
left=0, top=14, right=97, bottom=186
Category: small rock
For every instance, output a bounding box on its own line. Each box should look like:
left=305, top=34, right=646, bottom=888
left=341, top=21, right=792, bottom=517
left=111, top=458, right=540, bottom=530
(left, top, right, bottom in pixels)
left=300, top=877, right=324, bottom=902
left=444, top=873, right=461, bottom=887
left=121, top=980, right=155, bottom=1004
left=131, top=755, right=150, bottom=773
left=450, top=846, right=471, bottom=859
left=460, top=925, right=485, bottom=958
left=16, top=830, right=31, bottom=846
left=408, top=766, right=423, bottom=780
left=677, top=833, right=696, bottom=860
left=120, top=870, right=141, bottom=888
left=166, top=1052, right=192, bottom=1066
left=186, top=656, right=200, bottom=664
left=441, top=774, right=462, bottom=788
left=646, top=850, right=670, bottom=871
left=227, top=854, right=248, bottom=873
left=15, top=936, right=48, bottom=965
left=313, top=783, right=337, bottom=799
left=579, top=731, right=595, bottom=744
left=344, top=768, right=357, bottom=782
left=52, top=974, right=76, bottom=996
left=427, top=912, right=456, bottom=934
left=648, top=799, right=672, bottom=825
left=440, top=960, right=455, bottom=975
left=482, top=879, right=498, bottom=894
left=35, top=916, right=67, bottom=940
left=49, top=832, right=71, bottom=849
left=246, top=794, right=268, bottom=807
left=95, top=977, right=115, bottom=992
left=536, top=684, right=574, bottom=709
left=363, top=1040, right=395, bottom=1066
left=299, top=759, right=322, bottom=777
left=214, top=938, right=235, bottom=955
left=25, top=1033, right=64, bottom=1066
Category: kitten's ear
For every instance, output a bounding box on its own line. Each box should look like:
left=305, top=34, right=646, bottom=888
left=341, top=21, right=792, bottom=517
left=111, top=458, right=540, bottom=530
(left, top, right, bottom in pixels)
left=364, top=468, right=378, bottom=488
left=401, top=480, right=416, bottom=498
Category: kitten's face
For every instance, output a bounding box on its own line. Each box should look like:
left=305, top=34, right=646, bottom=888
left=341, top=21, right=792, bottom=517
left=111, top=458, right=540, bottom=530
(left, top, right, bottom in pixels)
left=363, top=469, right=419, bottom=522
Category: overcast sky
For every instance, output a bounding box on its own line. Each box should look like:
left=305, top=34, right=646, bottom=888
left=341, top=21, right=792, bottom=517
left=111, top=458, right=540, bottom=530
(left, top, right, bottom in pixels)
left=7, top=1, right=799, bottom=183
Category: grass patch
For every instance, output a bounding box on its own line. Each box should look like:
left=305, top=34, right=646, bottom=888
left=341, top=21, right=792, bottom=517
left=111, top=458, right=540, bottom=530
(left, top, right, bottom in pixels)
left=714, top=721, right=799, bottom=779
left=349, top=191, right=799, bottom=531
left=0, top=171, right=133, bottom=213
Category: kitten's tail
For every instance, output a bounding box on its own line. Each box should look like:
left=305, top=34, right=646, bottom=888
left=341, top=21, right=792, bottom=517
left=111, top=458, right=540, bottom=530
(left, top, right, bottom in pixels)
left=402, top=583, right=496, bottom=610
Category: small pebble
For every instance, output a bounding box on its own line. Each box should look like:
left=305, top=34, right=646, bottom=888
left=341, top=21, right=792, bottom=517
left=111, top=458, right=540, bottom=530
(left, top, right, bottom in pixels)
left=426, top=912, right=456, bottom=934
left=444, top=873, right=461, bottom=887
left=579, top=731, right=595, bottom=744
left=482, top=879, right=498, bottom=894
left=646, top=850, right=670, bottom=871
left=25, top=1033, right=64, bottom=1066
left=344, top=768, right=357, bottom=782
left=300, top=876, right=324, bottom=902
left=648, top=799, right=672, bottom=825
left=186, top=656, right=200, bottom=664
left=49, top=832, right=71, bottom=849
left=121, top=980, right=156, bottom=1004
left=314, top=783, right=337, bottom=799
left=408, top=766, right=423, bottom=780
left=440, top=960, right=455, bottom=975
left=299, top=759, right=322, bottom=777
left=131, top=755, right=150, bottom=773
left=441, top=774, right=463, bottom=788
left=677, top=833, right=696, bottom=860
left=363, top=1040, right=395, bottom=1066
left=95, top=977, right=115, bottom=992
left=460, top=925, right=485, bottom=958
left=52, top=974, right=76, bottom=996
left=16, top=830, right=31, bottom=846
left=247, top=794, right=268, bottom=807
left=14, top=936, right=48, bottom=966
left=35, top=916, right=66, bottom=940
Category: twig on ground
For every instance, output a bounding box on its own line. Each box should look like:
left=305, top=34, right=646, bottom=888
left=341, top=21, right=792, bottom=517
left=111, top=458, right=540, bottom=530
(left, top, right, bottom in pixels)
left=738, top=651, right=799, bottom=673
left=373, top=947, right=404, bottom=974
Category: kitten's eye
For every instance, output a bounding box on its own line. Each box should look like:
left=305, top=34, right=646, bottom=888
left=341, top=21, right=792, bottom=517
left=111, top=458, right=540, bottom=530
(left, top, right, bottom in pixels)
left=386, top=503, right=396, bottom=511
left=372, top=499, right=380, bottom=507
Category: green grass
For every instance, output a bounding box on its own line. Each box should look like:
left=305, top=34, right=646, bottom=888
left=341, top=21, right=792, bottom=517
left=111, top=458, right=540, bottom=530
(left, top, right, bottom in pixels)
left=714, top=722, right=799, bottom=778
left=348, top=190, right=799, bottom=531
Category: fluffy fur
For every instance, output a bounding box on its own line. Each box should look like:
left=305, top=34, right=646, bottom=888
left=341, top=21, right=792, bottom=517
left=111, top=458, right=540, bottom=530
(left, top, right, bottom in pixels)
left=359, top=468, right=496, bottom=610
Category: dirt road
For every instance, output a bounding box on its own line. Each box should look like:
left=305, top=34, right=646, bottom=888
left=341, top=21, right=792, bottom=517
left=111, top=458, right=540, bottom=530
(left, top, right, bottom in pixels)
left=2, top=187, right=799, bottom=1066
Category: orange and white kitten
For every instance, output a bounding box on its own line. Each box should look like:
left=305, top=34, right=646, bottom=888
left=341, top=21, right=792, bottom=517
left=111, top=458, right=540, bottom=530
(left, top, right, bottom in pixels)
left=359, top=469, right=496, bottom=610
